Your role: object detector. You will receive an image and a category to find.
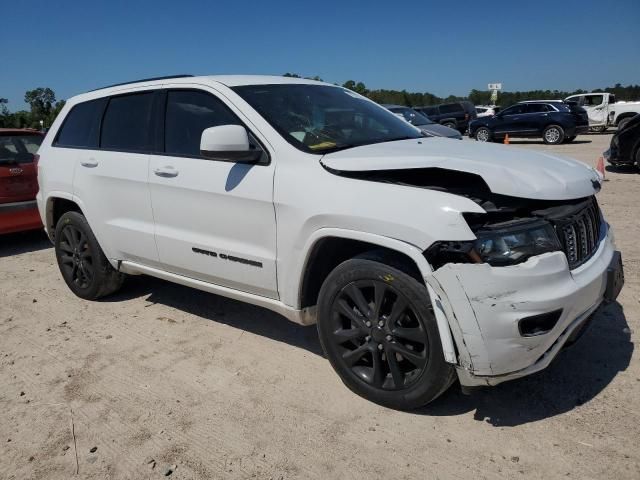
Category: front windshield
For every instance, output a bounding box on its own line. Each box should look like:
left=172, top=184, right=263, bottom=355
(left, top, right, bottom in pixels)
left=391, top=107, right=434, bottom=126
left=232, top=84, right=422, bottom=153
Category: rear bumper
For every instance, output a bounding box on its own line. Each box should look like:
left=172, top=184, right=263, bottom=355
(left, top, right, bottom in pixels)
left=0, top=200, right=43, bottom=234
left=427, top=223, right=621, bottom=386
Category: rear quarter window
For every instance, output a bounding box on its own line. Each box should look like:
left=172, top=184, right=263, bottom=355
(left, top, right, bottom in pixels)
left=54, top=98, right=106, bottom=148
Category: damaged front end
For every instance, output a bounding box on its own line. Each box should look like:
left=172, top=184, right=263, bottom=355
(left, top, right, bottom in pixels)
left=423, top=191, right=620, bottom=386
left=320, top=157, right=622, bottom=386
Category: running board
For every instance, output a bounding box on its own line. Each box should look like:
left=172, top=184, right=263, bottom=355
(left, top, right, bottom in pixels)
left=118, top=261, right=314, bottom=325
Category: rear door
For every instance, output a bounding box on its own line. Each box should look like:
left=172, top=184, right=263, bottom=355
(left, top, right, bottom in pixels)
left=70, top=91, right=160, bottom=265
left=0, top=132, right=42, bottom=204
left=522, top=103, right=550, bottom=134
left=148, top=87, right=278, bottom=298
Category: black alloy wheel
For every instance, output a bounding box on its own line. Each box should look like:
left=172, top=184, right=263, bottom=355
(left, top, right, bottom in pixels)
left=54, top=211, right=125, bottom=300
left=317, top=256, right=455, bottom=409
left=58, top=223, right=94, bottom=289
left=329, top=279, right=428, bottom=390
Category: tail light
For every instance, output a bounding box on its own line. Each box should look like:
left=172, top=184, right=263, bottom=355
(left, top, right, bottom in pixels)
left=465, top=113, right=469, bottom=121
left=34, top=154, right=40, bottom=165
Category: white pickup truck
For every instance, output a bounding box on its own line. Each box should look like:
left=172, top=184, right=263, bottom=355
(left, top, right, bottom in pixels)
left=565, top=92, right=640, bottom=132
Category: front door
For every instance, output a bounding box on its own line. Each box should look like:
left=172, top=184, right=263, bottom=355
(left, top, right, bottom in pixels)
left=148, top=88, right=278, bottom=299
left=494, top=104, right=528, bottom=135
left=581, top=94, right=607, bottom=127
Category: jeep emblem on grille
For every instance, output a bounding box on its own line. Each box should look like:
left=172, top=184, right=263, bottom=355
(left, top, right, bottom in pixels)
left=9, top=168, right=23, bottom=176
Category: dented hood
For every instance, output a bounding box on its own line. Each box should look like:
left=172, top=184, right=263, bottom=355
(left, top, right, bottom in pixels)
left=320, top=138, right=601, bottom=200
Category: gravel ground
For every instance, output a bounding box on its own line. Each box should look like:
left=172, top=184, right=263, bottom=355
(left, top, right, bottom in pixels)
left=1, top=132, right=638, bottom=480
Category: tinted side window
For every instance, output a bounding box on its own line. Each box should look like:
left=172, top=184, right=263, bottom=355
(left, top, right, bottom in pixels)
left=502, top=104, right=526, bottom=115
left=55, top=98, right=106, bottom=148
left=526, top=104, right=549, bottom=113
left=165, top=90, right=241, bottom=157
left=439, top=103, right=464, bottom=114
left=100, top=93, right=154, bottom=152
left=421, top=106, right=438, bottom=116
left=584, top=95, right=604, bottom=106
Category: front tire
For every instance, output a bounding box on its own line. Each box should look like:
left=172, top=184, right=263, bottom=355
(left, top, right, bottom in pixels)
left=316, top=257, right=455, bottom=410
left=475, top=127, right=491, bottom=142
left=543, top=125, right=565, bottom=145
left=590, top=126, right=607, bottom=133
left=54, top=211, right=125, bottom=300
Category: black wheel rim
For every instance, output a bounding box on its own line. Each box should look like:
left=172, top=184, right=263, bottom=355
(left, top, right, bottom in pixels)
left=58, top=225, right=94, bottom=289
left=329, top=280, right=429, bottom=391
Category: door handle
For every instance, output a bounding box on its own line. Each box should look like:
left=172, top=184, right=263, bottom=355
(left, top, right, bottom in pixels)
left=80, top=159, right=98, bottom=168
left=154, top=166, right=179, bottom=178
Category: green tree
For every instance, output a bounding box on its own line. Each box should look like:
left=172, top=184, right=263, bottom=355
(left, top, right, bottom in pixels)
left=24, top=87, right=56, bottom=124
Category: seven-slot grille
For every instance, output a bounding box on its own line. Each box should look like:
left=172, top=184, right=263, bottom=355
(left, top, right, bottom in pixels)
left=554, top=197, right=602, bottom=269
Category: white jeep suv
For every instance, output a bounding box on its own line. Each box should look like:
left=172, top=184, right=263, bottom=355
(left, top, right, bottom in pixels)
left=37, top=75, right=624, bottom=409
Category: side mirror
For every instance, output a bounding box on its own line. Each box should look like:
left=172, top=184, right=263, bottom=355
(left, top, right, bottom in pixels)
left=200, top=125, right=262, bottom=163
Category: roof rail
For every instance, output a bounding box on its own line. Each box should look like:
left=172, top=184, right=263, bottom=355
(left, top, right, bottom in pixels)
left=87, top=74, right=194, bottom=92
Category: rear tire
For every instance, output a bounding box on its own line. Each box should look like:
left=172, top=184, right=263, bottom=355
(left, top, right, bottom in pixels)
left=590, top=126, right=607, bottom=133
left=443, top=122, right=457, bottom=130
left=54, top=211, right=125, bottom=300
left=316, top=256, right=455, bottom=410
left=543, top=125, right=565, bottom=145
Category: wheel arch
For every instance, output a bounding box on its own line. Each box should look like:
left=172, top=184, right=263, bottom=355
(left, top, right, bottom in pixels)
left=616, top=112, right=638, bottom=125
left=45, top=193, right=84, bottom=240
left=296, top=229, right=433, bottom=312
left=294, top=228, right=458, bottom=365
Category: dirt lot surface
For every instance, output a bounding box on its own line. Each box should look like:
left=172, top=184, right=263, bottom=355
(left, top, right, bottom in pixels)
left=1, top=133, right=638, bottom=479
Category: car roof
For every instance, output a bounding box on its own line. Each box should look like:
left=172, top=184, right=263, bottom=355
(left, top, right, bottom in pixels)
left=519, top=100, right=564, bottom=103
left=381, top=104, right=410, bottom=109
left=70, top=74, right=334, bottom=105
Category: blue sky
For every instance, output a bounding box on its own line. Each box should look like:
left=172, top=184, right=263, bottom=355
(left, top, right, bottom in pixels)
left=2, top=0, right=639, bottom=109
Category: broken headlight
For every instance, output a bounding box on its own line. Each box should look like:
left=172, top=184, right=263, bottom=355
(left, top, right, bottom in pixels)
left=473, top=220, right=561, bottom=266
left=425, top=220, right=561, bottom=269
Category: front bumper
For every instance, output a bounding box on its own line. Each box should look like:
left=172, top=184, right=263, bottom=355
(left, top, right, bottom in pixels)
left=0, top=200, right=42, bottom=234
left=427, top=223, right=622, bottom=387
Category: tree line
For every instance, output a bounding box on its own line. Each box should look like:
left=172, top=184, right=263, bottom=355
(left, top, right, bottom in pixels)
left=2, top=80, right=638, bottom=130
left=0, top=88, right=65, bottom=129
left=284, top=73, right=640, bottom=107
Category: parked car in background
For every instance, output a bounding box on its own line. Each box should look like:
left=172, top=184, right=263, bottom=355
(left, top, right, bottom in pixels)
left=469, top=100, right=589, bottom=145
left=0, top=129, right=44, bottom=234
left=414, top=101, right=477, bottom=133
left=37, top=75, right=621, bottom=409
left=604, top=113, right=640, bottom=169
left=565, top=92, right=640, bottom=132
left=475, top=105, right=498, bottom=118
left=382, top=105, right=462, bottom=139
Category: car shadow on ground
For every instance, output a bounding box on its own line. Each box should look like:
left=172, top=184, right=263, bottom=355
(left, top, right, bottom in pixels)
left=420, top=302, right=632, bottom=426
left=0, top=230, right=51, bottom=258
left=507, top=140, right=592, bottom=145
left=109, top=275, right=632, bottom=426
left=606, top=164, right=638, bottom=174
left=105, top=275, right=324, bottom=355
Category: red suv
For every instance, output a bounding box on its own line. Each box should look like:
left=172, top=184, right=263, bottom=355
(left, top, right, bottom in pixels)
left=0, top=129, right=44, bottom=234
